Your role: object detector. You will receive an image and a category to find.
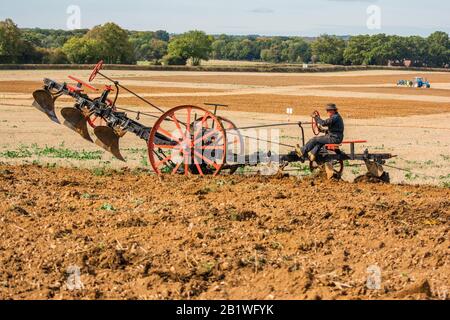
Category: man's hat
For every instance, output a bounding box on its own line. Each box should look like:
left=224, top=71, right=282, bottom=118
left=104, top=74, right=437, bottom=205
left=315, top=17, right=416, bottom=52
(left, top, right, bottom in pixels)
left=326, top=103, right=338, bottom=111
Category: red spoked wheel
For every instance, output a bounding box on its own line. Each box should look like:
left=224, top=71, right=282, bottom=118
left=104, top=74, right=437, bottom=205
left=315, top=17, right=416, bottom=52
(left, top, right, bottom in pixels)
left=89, top=60, right=104, bottom=82
left=148, top=105, right=227, bottom=176
left=312, top=110, right=320, bottom=136
left=87, top=98, right=115, bottom=129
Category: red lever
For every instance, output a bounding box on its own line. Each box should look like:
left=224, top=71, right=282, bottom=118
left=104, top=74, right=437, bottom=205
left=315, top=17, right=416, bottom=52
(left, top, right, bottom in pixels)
left=104, top=85, right=114, bottom=92
left=68, top=75, right=99, bottom=91
left=66, top=84, right=83, bottom=93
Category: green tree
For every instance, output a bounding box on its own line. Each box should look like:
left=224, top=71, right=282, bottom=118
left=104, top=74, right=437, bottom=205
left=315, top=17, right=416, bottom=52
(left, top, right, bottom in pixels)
left=154, top=30, right=170, bottom=42
left=146, top=39, right=167, bottom=61
left=62, top=36, right=103, bottom=64
left=0, top=19, right=23, bottom=63
left=261, top=46, right=283, bottom=63
left=86, top=22, right=135, bottom=64
left=364, top=34, right=389, bottom=65
left=403, top=36, right=428, bottom=66
left=168, top=30, right=213, bottom=66
left=282, top=39, right=311, bottom=63
left=43, top=48, right=69, bottom=64
left=131, top=33, right=168, bottom=62
left=162, top=53, right=187, bottom=65
left=19, top=41, right=45, bottom=63
left=21, top=28, right=89, bottom=48
left=311, top=35, right=346, bottom=65
left=427, top=31, right=450, bottom=67
left=344, top=35, right=372, bottom=65
left=211, top=39, right=227, bottom=59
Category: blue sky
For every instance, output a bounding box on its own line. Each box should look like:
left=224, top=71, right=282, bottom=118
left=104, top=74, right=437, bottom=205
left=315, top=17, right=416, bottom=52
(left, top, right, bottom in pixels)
left=0, top=0, right=448, bottom=36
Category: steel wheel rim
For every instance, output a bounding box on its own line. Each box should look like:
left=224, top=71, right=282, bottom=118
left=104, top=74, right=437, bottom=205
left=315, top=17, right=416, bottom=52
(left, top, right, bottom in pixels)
left=312, top=110, right=320, bottom=136
left=148, top=105, right=227, bottom=176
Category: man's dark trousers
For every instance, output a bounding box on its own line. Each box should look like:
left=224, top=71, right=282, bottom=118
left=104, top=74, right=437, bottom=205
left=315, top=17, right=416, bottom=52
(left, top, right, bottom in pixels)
left=302, top=135, right=340, bottom=156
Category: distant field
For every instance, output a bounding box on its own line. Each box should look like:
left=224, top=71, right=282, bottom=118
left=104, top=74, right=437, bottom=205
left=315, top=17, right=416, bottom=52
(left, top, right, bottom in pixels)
left=315, top=86, right=450, bottom=97
left=0, top=81, right=224, bottom=95
left=116, top=94, right=450, bottom=119
left=193, top=59, right=272, bottom=67
left=116, top=73, right=450, bottom=87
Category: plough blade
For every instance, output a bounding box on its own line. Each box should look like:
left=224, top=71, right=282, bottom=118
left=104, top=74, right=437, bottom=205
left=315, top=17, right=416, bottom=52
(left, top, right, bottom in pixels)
left=60, top=107, right=93, bottom=143
left=94, top=126, right=125, bottom=161
left=324, top=162, right=336, bottom=180
left=32, top=90, right=60, bottom=124
left=365, top=160, right=385, bottom=178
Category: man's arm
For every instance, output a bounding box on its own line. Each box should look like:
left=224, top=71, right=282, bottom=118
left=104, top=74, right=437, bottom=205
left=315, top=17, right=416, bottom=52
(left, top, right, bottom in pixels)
left=315, top=115, right=336, bottom=127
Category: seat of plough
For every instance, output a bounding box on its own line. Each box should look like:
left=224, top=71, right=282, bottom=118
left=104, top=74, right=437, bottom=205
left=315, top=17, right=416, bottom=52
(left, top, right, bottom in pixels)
left=325, top=140, right=368, bottom=151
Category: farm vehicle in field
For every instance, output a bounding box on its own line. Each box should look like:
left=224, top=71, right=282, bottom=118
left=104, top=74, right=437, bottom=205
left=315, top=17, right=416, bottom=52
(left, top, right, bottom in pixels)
left=30, top=60, right=396, bottom=181
left=397, top=77, right=431, bottom=88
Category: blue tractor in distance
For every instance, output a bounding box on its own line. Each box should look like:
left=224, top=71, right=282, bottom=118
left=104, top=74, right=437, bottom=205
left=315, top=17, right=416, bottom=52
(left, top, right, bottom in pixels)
left=413, top=77, right=431, bottom=88
left=397, top=77, right=431, bottom=88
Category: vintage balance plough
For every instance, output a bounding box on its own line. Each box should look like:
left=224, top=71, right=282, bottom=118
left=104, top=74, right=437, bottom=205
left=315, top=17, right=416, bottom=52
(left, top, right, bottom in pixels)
left=31, top=60, right=395, bottom=181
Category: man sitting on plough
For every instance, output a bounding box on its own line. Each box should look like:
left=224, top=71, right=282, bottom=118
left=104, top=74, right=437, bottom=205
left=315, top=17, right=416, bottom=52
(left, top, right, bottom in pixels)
left=297, top=103, right=345, bottom=162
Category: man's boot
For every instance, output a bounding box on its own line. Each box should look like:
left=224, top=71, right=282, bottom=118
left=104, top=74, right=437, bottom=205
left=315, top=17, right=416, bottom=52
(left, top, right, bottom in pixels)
left=308, top=151, right=316, bottom=162
left=295, top=144, right=306, bottom=162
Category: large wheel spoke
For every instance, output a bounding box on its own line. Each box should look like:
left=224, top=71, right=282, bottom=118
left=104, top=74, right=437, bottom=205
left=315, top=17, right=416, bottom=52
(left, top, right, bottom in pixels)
left=194, top=129, right=217, bottom=145
left=193, top=112, right=209, bottom=140
left=171, top=162, right=182, bottom=174
left=184, top=156, right=189, bottom=176
left=157, top=127, right=175, bottom=140
left=195, top=163, right=204, bottom=176
left=185, top=107, right=192, bottom=137
left=156, top=154, right=174, bottom=167
left=194, top=150, right=220, bottom=170
left=171, top=113, right=186, bottom=139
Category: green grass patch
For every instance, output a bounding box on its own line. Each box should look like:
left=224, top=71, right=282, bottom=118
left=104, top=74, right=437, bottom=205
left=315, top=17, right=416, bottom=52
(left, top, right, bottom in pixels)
left=0, top=144, right=103, bottom=160
left=100, top=203, right=116, bottom=211
left=124, top=148, right=147, bottom=155
left=91, top=167, right=113, bottom=177
left=290, top=162, right=312, bottom=174
left=140, top=155, right=149, bottom=167
left=0, top=145, right=33, bottom=158
left=405, top=172, right=419, bottom=181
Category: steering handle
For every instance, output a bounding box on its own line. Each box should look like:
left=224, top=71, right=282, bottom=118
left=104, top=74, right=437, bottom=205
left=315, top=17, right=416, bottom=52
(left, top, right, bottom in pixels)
left=89, top=60, right=104, bottom=82
left=312, top=110, right=320, bottom=136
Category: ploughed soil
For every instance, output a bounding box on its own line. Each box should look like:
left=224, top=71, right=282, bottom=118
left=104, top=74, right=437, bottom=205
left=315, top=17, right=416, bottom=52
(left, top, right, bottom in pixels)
left=0, top=165, right=448, bottom=300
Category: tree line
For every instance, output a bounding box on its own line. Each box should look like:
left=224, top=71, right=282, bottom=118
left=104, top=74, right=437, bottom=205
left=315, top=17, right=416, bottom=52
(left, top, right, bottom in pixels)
left=0, top=19, right=449, bottom=67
